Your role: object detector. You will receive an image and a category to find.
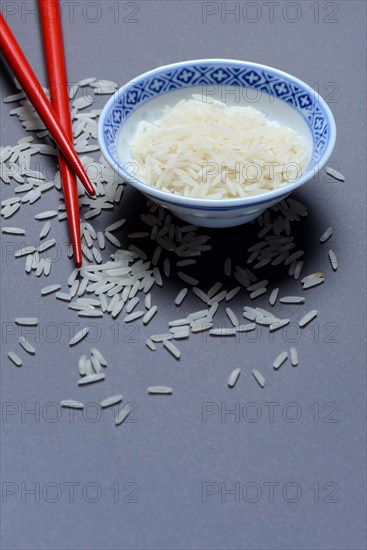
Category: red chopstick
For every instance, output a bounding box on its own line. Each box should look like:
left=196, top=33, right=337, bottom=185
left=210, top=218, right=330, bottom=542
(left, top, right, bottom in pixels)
left=39, top=0, right=82, bottom=267
left=0, top=13, right=95, bottom=201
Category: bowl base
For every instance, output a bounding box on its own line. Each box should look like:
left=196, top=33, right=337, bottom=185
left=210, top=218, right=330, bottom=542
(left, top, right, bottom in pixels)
left=173, top=210, right=263, bottom=228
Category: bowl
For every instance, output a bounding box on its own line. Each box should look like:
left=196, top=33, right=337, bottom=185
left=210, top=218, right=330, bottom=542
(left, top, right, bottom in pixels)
left=98, top=59, right=336, bottom=228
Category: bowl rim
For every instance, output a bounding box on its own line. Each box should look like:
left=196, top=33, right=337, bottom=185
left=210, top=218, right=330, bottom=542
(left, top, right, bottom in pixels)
left=98, top=58, right=337, bottom=208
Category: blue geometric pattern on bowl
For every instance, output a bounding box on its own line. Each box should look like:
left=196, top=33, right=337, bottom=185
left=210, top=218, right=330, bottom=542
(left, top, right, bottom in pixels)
left=102, top=61, right=332, bottom=168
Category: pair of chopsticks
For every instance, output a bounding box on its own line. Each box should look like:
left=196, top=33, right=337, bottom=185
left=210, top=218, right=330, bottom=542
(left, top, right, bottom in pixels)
left=0, top=5, right=92, bottom=267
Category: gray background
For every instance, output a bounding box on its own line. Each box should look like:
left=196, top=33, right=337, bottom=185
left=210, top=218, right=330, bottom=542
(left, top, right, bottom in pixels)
left=1, top=1, right=366, bottom=549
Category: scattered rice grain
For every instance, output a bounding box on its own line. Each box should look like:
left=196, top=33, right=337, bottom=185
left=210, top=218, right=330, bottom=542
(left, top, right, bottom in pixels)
left=252, top=369, right=265, bottom=388
left=228, top=368, right=241, bottom=388
left=290, top=347, right=299, bottom=367
left=299, top=309, right=318, bottom=328
left=19, top=336, right=36, bottom=354
left=328, top=250, right=338, bottom=271
left=101, top=395, right=123, bottom=408
left=78, top=373, right=105, bottom=386
left=279, top=296, right=305, bottom=304
left=8, top=351, right=22, bottom=367
left=69, top=327, right=89, bottom=346
left=163, top=339, right=181, bottom=359
left=320, top=227, right=333, bottom=243
left=15, top=317, right=38, bottom=326
left=273, top=351, right=288, bottom=370
left=148, top=386, right=172, bottom=394
left=175, top=287, right=188, bottom=306
left=115, top=406, right=131, bottom=426
left=326, top=166, right=345, bottom=181
left=61, top=400, right=84, bottom=409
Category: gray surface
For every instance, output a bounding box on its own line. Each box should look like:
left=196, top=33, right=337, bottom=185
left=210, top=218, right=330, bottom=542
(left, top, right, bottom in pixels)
left=0, top=1, right=366, bottom=549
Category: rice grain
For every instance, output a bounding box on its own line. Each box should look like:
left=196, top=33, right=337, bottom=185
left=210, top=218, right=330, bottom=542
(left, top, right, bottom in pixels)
left=279, top=296, right=305, bottom=304
left=326, top=166, right=345, bottom=181
left=115, top=406, right=131, bottom=426
left=78, top=373, right=105, bottom=386
left=8, top=351, right=22, bottom=367
left=299, top=309, right=318, bottom=328
left=328, top=250, right=338, bottom=271
left=290, top=347, right=299, bottom=366
left=101, top=395, right=123, bottom=408
left=228, top=368, right=241, bottom=388
left=69, top=327, right=89, bottom=346
left=15, top=317, right=38, bottom=326
left=142, top=305, right=157, bottom=325
left=163, top=339, right=181, bottom=359
left=273, top=351, right=288, bottom=370
left=320, top=227, right=333, bottom=243
left=252, top=369, right=265, bottom=388
left=61, top=400, right=84, bottom=409
left=41, top=284, right=61, bottom=295
left=19, top=336, right=36, bottom=354
left=148, top=386, right=172, bottom=394
left=175, top=288, right=188, bottom=306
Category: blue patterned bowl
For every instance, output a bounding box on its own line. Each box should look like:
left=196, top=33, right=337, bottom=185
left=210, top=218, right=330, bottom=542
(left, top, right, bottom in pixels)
left=98, top=59, right=336, bottom=227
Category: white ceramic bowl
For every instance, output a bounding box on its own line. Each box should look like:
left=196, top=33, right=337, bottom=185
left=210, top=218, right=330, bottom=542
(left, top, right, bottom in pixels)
left=98, top=59, right=336, bottom=227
